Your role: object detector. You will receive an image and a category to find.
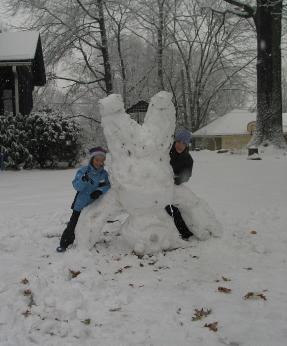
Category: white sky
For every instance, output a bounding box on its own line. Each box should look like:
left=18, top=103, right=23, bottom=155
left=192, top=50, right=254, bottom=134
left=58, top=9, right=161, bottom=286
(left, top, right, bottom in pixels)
left=0, top=2, right=26, bottom=29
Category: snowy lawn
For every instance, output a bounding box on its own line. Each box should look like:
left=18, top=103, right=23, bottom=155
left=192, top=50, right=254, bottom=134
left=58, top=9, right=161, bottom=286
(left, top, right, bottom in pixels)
left=0, top=150, right=287, bottom=346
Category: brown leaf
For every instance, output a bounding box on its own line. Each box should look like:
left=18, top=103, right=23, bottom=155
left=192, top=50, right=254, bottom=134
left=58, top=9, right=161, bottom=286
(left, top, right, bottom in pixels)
left=243, top=292, right=267, bottom=301
left=115, top=265, right=132, bottom=274
left=22, top=310, right=31, bottom=317
left=204, top=321, right=218, bottom=332
left=23, top=289, right=32, bottom=296
left=250, top=230, right=257, bottom=234
left=192, top=308, right=212, bottom=321
left=69, top=269, right=81, bottom=278
left=21, top=278, right=29, bottom=285
left=218, top=286, right=232, bottom=293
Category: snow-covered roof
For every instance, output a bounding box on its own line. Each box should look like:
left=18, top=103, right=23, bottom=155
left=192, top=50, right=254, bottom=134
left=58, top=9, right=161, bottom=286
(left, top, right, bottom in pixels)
left=193, top=109, right=287, bottom=136
left=0, top=31, right=40, bottom=61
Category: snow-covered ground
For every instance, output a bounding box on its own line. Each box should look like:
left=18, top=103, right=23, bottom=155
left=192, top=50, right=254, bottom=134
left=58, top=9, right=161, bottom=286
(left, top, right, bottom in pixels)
left=0, top=150, right=287, bottom=346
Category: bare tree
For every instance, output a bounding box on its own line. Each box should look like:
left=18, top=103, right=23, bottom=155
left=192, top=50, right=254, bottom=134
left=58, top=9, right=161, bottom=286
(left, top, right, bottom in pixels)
left=126, top=0, right=174, bottom=91
left=104, top=0, right=132, bottom=106
left=166, top=0, right=253, bottom=130
left=211, top=0, right=287, bottom=148
left=7, top=0, right=114, bottom=95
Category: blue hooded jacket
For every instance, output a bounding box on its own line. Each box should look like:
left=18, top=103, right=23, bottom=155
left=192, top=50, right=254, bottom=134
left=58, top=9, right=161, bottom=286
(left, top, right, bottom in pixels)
left=71, top=162, right=110, bottom=212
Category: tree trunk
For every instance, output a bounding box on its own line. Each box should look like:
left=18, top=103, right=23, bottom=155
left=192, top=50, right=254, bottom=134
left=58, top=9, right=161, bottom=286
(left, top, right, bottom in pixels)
left=116, top=25, right=127, bottom=107
left=249, top=0, right=286, bottom=148
left=157, top=0, right=165, bottom=91
left=180, top=69, right=188, bottom=126
left=97, top=0, right=113, bottom=95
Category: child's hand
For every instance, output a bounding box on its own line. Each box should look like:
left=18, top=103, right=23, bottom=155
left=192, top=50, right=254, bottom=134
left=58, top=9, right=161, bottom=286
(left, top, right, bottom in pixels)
left=90, top=190, right=103, bottom=200
left=82, top=172, right=90, bottom=182
left=82, top=172, right=94, bottom=185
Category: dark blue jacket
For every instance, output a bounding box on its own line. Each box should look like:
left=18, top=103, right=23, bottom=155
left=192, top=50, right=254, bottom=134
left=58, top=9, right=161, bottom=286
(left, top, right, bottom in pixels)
left=169, top=142, right=193, bottom=185
left=71, top=163, right=110, bottom=212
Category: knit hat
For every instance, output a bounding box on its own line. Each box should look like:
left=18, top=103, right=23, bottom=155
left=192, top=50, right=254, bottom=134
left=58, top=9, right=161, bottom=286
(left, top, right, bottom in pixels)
left=175, top=129, right=192, bottom=145
left=89, top=146, right=107, bottom=159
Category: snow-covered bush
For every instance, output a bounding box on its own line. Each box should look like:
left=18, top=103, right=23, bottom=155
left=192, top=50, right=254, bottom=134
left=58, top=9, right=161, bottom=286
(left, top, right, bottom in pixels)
left=25, top=109, right=81, bottom=168
left=0, top=113, right=33, bottom=169
left=0, top=110, right=81, bottom=169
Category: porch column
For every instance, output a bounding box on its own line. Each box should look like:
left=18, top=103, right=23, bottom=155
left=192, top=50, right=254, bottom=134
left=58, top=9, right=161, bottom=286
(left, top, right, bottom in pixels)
left=12, top=65, right=19, bottom=115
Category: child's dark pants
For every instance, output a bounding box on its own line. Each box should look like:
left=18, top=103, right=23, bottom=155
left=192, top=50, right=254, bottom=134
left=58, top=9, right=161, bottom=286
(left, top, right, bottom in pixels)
left=60, top=210, right=81, bottom=249
left=165, top=205, right=193, bottom=239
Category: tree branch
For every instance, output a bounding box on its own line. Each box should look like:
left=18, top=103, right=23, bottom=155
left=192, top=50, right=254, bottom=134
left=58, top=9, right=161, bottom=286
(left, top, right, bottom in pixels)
left=49, top=74, right=104, bottom=85
left=75, top=0, right=99, bottom=21
left=62, top=114, right=101, bottom=124
left=222, top=0, right=255, bottom=16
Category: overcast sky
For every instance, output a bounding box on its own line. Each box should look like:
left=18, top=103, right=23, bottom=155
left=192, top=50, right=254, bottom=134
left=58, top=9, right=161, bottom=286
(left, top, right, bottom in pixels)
left=0, top=2, right=25, bottom=29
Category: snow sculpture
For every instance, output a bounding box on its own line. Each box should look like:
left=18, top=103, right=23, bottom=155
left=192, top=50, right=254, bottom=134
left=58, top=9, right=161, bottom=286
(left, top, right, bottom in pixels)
left=98, top=91, right=180, bottom=255
left=76, top=91, right=221, bottom=254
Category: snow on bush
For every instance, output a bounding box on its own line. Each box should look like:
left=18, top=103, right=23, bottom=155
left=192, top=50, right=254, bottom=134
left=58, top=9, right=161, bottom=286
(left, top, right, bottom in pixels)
left=0, top=109, right=81, bottom=169
left=0, top=113, right=33, bottom=169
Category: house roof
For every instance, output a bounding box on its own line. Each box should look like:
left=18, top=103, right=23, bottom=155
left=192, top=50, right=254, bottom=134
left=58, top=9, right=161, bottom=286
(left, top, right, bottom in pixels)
left=193, top=109, right=287, bottom=136
left=126, top=100, right=149, bottom=114
left=0, top=31, right=46, bottom=86
left=0, top=31, right=40, bottom=61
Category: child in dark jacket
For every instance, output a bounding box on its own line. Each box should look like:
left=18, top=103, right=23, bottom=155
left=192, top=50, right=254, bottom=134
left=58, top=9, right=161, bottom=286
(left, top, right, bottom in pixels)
left=166, top=129, right=194, bottom=240
left=57, top=146, right=111, bottom=252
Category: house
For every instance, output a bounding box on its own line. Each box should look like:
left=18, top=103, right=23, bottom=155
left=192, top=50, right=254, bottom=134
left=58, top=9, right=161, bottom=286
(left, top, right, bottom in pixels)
left=0, top=31, right=46, bottom=115
left=126, top=100, right=149, bottom=124
left=192, top=109, right=287, bottom=150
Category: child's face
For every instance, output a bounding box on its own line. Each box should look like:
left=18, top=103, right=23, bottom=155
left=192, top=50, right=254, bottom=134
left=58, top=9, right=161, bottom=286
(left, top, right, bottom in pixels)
left=175, top=140, right=187, bottom=153
left=92, top=155, right=105, bottom=169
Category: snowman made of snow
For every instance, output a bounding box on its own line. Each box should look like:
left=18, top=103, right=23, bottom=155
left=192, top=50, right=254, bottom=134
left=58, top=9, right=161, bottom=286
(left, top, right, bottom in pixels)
left=76, top=91, right=221, bottom=255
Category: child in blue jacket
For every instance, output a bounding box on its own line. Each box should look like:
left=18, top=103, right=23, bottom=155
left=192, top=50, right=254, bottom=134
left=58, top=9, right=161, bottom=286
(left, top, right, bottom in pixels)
left=57, top=146, right=111, bottom=252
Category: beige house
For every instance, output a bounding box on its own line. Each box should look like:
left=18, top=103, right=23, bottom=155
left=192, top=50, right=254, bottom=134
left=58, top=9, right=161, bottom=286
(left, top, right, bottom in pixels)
left=193, top=109, right=287, bottom=150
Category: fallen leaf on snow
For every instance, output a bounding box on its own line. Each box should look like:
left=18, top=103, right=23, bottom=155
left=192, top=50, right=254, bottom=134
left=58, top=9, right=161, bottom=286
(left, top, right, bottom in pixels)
left=115, top=265, right=132, bottom=274
left=21, top=278, right=29, bottom=285
left=243, top=292, right=267, bottom=301
left=23, top=289, right=32, bottom=296
left=192, top=308, right=212, bottom=321
left=218, top=287, right=232, bottom=293
left=22, top=310, right=31, bottom=317
left=69, top=269, right=81, bottom=278
left=204, top=321, right=218, bottom=332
